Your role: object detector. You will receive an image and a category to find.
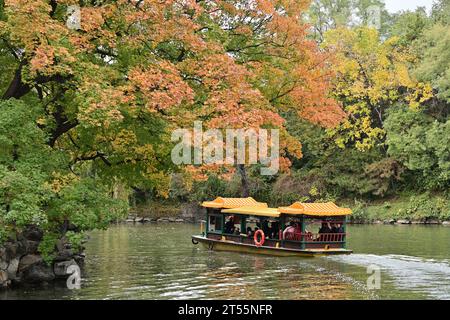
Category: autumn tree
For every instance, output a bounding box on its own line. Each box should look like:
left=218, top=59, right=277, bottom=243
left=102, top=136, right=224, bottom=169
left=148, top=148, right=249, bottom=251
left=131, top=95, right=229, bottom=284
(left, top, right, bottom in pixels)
left=0, top=1, right=346, bottom=250
left=171, top=0, right=347, bottom=196
left=323, top=27, right=433, bottom=151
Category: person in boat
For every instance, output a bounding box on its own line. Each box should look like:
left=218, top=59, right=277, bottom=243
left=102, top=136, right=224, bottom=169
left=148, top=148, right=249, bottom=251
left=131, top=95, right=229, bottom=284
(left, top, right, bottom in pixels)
left=282, top=222, right=294, bottom=240
left=246, top=227, right=253, bottom=237
left=319, top=222, right=332, bottom=234
left=317, top=222, right=332, bottom=242
left=224, top=216, right=235, bottom=234
left=330, top=223, right=339, bottom=233
left=283, top=221, right=301, bottom=240
left=262, top=220, right=271, bottom=239
left=270, top=221, right=280, bottom=239
left=334, top=223, right=345, bottom=241
left=234, top=227, right=241, bottom=235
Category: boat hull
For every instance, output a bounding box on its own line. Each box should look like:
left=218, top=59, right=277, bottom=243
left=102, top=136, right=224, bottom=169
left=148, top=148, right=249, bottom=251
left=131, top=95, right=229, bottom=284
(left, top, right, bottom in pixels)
left=192, top=235, right=352, bottom=257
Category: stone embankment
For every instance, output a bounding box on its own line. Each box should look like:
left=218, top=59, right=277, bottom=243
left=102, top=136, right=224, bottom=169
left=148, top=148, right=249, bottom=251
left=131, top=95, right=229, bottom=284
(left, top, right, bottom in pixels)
left=124, top=202, right=204, bottom=224
left=0, top=226, right=83, bottom=289
left=350, top=219, right=450, bottom=225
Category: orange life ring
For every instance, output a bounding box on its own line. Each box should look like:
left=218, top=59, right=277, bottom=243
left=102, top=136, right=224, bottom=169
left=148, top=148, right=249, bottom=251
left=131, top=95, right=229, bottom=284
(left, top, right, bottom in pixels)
left=254, top=230, right=265, bottom=247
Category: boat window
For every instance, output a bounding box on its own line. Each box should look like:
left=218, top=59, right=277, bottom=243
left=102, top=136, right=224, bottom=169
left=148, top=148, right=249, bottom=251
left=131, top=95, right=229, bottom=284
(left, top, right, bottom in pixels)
left=299, top=218, right=347, bottom=242
left=223, top=215, right=241, bottom=235
left=244, top=216, right=259, bottom=237
left=304, top=218, right=346, bottom=234
left=208, top=215, right=223, bottom=233
left=282, top=218, right=302, bottom=241
left=244, top=217, right=280, bottom=239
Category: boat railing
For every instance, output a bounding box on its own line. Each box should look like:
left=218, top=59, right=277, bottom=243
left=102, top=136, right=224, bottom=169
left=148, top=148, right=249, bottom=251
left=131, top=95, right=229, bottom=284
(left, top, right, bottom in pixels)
left=213, top=231, right=347, bottom=245
left=284, top=232, right=346, bottom=243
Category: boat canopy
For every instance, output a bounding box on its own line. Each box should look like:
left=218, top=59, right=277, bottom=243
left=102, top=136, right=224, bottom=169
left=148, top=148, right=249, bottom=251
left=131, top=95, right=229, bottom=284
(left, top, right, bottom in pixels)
left=202, top=198, right=351, bottom=218
left=201, top=197, right=267, bottom=209
left=221, top=206, right=280, bottom=218
left=278, top=202, right=352, bottom=217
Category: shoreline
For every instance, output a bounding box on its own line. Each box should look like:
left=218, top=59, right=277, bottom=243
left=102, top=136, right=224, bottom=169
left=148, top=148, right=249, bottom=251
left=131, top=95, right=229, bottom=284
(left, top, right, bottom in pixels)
left=125, top=198, right=450, bottom=227
left=120, top=216, right=450, bottom=226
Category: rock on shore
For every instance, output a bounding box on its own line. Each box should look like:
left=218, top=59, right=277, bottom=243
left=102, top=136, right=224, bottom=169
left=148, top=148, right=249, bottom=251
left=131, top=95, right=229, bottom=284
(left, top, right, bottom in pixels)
left=0, top=225, right=83, bottom=289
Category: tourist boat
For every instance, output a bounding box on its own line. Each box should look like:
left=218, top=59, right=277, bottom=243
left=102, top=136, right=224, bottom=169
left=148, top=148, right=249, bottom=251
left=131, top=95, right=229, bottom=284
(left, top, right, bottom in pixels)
left=191, top=197, right=353, bottom=257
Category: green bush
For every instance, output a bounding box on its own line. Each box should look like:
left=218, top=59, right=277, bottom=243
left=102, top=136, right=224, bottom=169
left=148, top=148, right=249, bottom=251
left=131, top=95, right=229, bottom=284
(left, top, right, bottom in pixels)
left=0, top=99, right=129, bottom=262
left=349, top=200, right=370, bottom=223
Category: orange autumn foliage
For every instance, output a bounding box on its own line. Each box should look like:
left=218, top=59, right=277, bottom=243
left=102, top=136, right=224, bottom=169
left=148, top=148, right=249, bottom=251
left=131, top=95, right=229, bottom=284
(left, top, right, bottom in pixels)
left=1, top=0, right=346, bottom=188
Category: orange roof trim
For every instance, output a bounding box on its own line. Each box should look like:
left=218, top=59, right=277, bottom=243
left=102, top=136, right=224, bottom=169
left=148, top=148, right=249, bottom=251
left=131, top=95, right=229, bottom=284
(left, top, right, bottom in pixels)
left=201, top=197, right=268, bottom=209
left=278, top=202, right=352, bottom=217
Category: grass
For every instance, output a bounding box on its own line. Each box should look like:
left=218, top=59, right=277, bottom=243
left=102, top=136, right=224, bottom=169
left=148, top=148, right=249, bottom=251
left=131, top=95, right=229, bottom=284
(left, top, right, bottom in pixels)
left=342, top=192, right=450, bottom=223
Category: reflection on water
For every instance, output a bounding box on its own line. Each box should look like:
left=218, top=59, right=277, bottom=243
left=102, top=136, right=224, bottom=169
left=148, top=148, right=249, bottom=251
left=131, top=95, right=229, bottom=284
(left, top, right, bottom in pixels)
left=1, top=224, right=450, bottom=300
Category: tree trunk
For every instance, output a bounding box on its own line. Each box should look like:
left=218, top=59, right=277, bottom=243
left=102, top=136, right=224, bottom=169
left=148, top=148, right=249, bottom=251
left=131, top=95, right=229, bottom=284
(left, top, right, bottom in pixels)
left=1, top=61, right=31, bottom=100
left=237, top=164, right=249, bottom=197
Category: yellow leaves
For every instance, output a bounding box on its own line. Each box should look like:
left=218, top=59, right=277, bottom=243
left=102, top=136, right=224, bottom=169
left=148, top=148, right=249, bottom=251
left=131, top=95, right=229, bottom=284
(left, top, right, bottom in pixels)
left=309, top=186, right=319, bottom=197
left=333, top=115, right=385, bottom=152
left=111, top=130, right=138, bottom=154
left=0, top=21, right=8, bottom=37
left=45, top=172, right=79, bottom=194
left=281, top=132, right=303, bottom=160
left=406, top=83, right=434, bottom=111
left=324, top=26, right=436, bottom=150
left=110, top=130, right=154, bottom=165
left=384, top=36, right=400, bottom=47
left=36, top=117, right=47, bottom=126
left=394, top=63, right=415, bottom=87
left=143, top=171, right=170, bottom=198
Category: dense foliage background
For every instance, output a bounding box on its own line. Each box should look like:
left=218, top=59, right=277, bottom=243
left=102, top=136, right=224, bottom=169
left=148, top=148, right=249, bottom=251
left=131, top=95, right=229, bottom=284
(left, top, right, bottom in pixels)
left=169, top=0, right=450, bottom=221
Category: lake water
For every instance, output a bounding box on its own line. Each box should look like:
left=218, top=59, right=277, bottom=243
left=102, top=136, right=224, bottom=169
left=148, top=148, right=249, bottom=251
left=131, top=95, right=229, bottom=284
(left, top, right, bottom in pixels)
left=2, top=224, right=450, bottom=300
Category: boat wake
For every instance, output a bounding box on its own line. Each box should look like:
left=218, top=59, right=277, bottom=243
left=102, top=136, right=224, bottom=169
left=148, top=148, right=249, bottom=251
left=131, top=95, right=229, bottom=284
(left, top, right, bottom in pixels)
left=328, top=254, right=450, bottom=299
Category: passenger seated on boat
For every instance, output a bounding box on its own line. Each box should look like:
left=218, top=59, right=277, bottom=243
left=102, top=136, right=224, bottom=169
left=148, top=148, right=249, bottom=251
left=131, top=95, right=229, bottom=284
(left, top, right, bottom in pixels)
left=283, top=222, right=301, bottom=241
left=224, top=216, right=235, bottom=234
left=246, top=227, right=253, bottom=237
left=282, top=222, right=294, bottom=240
left=330, top=223, right=339, bottom=233
left=333, top=223, right=344, bottom=241
left=317, top=222, right=332, bottom=242
left=234, top=228, right=240, bottom=235
left=319, top=222, right=332, bottom=234
left=270, top=221, right=280, bottom=239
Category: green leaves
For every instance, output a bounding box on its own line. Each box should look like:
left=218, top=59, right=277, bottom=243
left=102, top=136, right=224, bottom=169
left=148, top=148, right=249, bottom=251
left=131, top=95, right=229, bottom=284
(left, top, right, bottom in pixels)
left=385, top=107, right=450, bottom=189
left=0, top=99, right=128, bottom=260
left=0, top=165, right=49, bottom=227
left=48, top=178, right=128, bottom=231
left=0, top=100, right=52, bottom=230
left=415, top=23, right=450, bottom=102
